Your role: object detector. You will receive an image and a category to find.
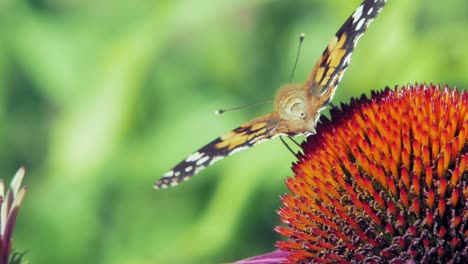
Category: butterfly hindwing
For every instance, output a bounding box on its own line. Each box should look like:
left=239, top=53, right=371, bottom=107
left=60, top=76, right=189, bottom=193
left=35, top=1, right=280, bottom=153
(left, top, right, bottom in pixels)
left=155, top=113, right=280, bottom=189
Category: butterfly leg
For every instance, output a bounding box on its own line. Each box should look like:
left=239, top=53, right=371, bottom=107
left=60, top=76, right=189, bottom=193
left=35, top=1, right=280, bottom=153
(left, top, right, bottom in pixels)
left=280, top=136, right=297, bottom=156
left=288, top=136, right=302, bottom=148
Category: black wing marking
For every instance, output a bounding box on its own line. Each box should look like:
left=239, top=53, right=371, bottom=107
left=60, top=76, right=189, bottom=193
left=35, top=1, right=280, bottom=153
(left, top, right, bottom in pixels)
left=306, top=0, right=387, bottom=97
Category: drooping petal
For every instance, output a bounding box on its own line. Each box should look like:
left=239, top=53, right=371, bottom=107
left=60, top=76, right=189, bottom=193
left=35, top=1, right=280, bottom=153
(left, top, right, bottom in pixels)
left=231, top=250, right=289, bottom=264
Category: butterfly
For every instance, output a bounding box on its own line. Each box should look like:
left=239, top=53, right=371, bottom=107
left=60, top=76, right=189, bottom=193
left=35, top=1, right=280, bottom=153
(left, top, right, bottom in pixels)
left=155, top=0, right=387, bottom=189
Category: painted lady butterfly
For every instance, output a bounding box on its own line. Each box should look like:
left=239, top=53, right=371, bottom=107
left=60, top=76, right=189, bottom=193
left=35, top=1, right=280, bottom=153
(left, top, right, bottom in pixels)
left=155, top=0, right=387, bottom=189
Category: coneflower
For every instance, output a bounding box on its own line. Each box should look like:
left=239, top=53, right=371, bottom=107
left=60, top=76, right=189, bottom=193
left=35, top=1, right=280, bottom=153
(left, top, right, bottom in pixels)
left=274, top=84, right=468, bottom=263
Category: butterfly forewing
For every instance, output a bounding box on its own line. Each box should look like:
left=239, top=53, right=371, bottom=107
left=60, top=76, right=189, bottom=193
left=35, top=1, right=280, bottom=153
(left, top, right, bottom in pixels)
left=306, top=0, right=387, bottom=98
left=155, top=0, right=387, bottom=189
left=155, top=113, right=280, bottom=189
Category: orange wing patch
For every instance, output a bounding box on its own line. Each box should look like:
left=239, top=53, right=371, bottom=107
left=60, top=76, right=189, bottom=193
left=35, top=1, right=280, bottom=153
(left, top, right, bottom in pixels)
left=216, top=121, right=270, bottom=150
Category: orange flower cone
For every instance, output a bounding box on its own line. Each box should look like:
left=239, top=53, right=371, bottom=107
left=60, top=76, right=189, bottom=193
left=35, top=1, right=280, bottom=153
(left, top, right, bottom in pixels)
left=275, top=84, right=468, bottom=263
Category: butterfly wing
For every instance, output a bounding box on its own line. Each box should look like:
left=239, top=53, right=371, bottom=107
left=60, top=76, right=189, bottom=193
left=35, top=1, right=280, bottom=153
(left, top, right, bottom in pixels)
left=155, top=113, right=281, bottom=189
left=306, top=0, right=387, bottom=99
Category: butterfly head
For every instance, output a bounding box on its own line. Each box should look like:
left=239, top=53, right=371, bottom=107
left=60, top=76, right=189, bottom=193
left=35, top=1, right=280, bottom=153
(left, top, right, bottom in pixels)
left=274, top=84, right=321, bottom=137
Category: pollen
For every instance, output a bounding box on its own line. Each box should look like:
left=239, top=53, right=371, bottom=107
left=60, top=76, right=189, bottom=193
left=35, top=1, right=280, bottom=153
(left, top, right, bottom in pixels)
left=276, top=84, right=468, bottom=263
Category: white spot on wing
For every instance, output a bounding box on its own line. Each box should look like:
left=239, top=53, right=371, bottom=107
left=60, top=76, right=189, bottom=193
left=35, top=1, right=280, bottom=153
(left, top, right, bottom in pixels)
left=367, top=7, right=374, bottom=15
left=252, top=138, right=268, bottom=145
left=185, top=166, right=193, bottom=172
left=186, top=152, right=204, bottom=162
left=210, top=156, right=224, bottom=165
left=163, top=170, right=174, bottom=178
left=170, top=181, right=178, bottom=187
left=196, top=156, right=210, bottom=166
left=228, top=145, right=249, bottom=156
left=355, top=18, right=365, bottom=31
left=194, top=166, right=205, bottom=175
left=251, top=133, right=285, bottom=146
left=343, top=53, right=352, bottom=67
left=352, top=4, right=364, bottom=24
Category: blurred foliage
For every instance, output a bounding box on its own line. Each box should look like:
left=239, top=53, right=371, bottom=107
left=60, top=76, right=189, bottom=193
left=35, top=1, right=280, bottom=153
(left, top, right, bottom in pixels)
left=0, top=0, right=467, bottom=263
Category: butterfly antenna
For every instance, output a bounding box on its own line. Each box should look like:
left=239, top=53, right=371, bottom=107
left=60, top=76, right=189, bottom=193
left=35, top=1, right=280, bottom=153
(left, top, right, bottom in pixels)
left=218, top=33, right=304, bottom=116
left=215, top=99, right=272, bottom=115
left=289, top=33, right=305, bottom=83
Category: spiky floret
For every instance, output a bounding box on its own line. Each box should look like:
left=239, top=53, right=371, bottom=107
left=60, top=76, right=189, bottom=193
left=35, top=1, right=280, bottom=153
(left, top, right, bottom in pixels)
left=276, top=84, right=468, bottom=263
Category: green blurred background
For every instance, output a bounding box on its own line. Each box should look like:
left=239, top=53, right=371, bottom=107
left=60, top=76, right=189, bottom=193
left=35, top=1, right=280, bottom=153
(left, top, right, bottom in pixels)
left=1, top=0, right=467, bottom=263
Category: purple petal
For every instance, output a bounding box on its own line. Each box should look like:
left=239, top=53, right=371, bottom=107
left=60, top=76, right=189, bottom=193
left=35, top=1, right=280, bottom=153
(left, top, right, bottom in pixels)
left=230, top=250, right=289, bottom=264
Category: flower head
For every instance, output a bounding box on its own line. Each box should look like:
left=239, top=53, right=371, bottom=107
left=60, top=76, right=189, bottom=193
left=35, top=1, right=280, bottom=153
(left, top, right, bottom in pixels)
left=0, top=167, right=27, bottom=264
left=276, top=84, right=468, bottom=263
